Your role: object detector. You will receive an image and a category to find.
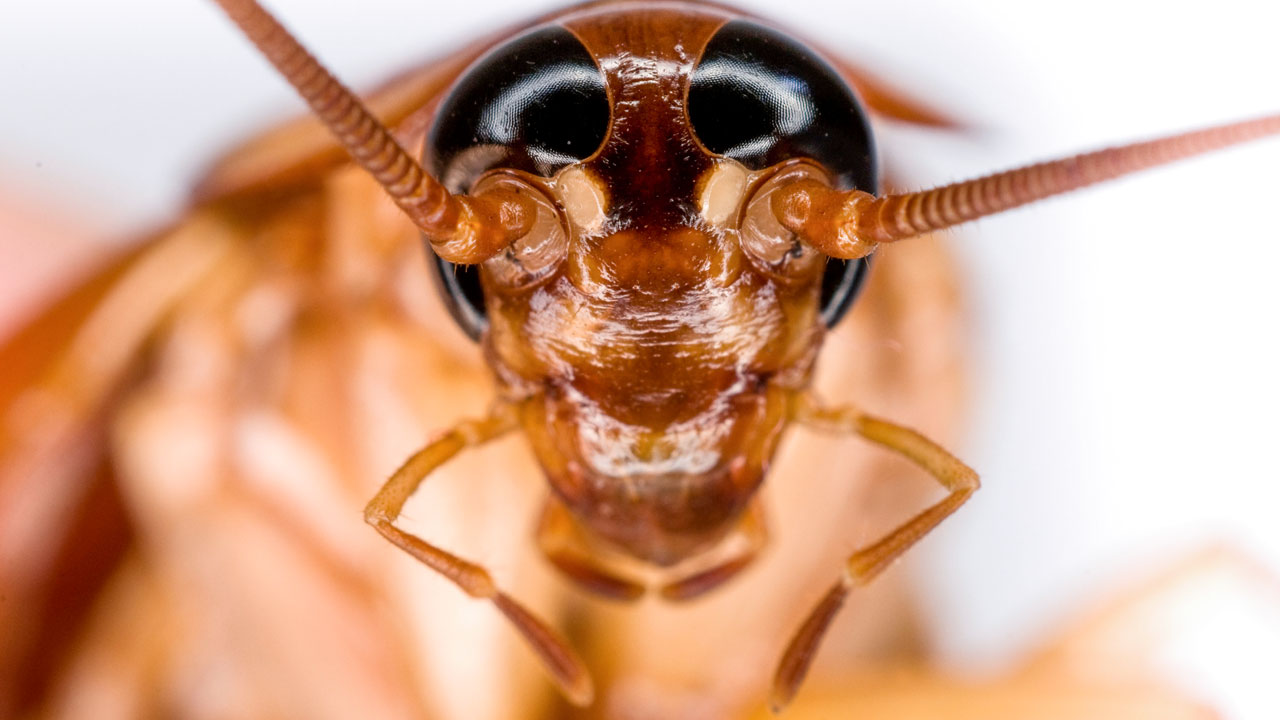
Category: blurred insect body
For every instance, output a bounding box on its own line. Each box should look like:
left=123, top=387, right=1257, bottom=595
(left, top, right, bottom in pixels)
left=3, top=1, right=1279, bottom=717
left=206, top=0, right=1280, bottom=709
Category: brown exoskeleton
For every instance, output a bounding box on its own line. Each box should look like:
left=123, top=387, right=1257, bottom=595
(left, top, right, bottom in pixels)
left=3, top=1, right=1278, bottom=716
left=199, top=0, right=1280, bottom=710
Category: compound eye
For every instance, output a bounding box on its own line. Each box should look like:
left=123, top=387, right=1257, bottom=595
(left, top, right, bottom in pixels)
left=428, top=25, right=609, bottom=192
left=689, top=20, right=876, bottom=327
left=425, top=24, right=607, bottom=341
left=688, top=20, right=875, bottom=190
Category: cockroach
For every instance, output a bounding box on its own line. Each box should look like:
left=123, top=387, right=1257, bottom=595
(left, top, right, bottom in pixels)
left=2, top=1, right=1278, bottom=717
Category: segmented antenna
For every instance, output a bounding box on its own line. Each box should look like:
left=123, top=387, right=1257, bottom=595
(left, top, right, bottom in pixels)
left=776, top=114, right=1280, bottom=258
left=210, top=0, right=531, bottom=263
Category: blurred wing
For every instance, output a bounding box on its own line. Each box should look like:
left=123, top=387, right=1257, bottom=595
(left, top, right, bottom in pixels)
left=0, top=222, right=237, bottom=716
left=4, top=29, right=565, bottom=717
left=0, top=26, right=513, bottom=700
left=0, top=242, right=141, bottom=716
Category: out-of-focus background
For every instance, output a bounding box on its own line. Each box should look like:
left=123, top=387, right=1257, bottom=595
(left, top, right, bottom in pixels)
left=3, top=1, right=1280, bottom=718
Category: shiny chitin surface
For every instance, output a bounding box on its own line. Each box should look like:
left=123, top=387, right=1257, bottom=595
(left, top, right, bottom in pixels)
left=470, top=4, right=844, bottom=567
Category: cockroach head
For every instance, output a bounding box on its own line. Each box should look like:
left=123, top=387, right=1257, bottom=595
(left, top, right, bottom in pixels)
left=424, top=10, right=879, bottom=340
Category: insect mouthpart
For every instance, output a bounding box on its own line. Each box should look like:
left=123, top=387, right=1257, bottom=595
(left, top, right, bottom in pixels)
left=516, top=381, right=791, bottom=567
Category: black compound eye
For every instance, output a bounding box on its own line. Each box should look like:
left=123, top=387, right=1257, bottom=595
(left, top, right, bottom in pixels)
left=689, top=20, right=877, bottom=327
left=688, top=20, right=875, bottom=189
left=428, top=24, right=609, bottom=192
left=425, top=25, right=608, bottom=341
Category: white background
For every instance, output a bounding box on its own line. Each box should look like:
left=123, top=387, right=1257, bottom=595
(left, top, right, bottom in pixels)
left=4, top=1, right=1280, bottom=716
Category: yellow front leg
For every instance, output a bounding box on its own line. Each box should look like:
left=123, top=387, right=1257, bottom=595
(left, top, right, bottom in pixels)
left=364, top=403, right=594, bottom=707
left=771, top=395, right=980, bottom=712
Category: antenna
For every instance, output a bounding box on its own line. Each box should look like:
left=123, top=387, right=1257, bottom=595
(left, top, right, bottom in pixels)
left=210, top=0, right=533, bottom=263
left=775, top=114, right=1280, bottom=258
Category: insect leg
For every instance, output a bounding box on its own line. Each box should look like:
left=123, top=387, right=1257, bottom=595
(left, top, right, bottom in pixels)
left=770, top=395, right=979, bottom=712
left=364, top=404, right=594, bottom=707
left=536, top=498, right=646, bottom=601
left=660, top=501, right=768, bottom=602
